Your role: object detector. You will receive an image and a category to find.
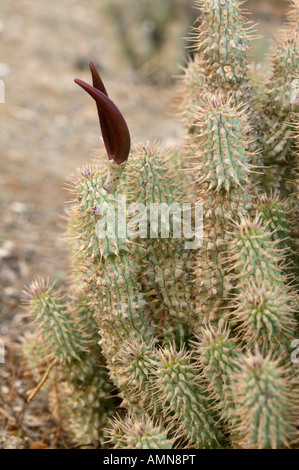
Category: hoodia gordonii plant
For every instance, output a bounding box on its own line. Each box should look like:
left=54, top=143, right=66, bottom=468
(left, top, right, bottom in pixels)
left=23, top=1, right=298, bottom=448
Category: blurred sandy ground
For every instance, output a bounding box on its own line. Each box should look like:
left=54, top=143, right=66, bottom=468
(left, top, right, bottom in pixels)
left=0, top=0, right=292, bottom=444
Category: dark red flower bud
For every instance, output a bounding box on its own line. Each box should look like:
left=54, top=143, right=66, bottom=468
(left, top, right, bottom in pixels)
left=75, top=62, right=130, bottom=164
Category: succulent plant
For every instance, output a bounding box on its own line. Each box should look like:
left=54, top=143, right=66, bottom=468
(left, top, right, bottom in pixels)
left=23, top=1, right=298, bottom=449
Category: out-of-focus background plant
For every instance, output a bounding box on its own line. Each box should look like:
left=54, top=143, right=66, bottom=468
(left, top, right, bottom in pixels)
left=0, top=0, right=293, bottom=449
